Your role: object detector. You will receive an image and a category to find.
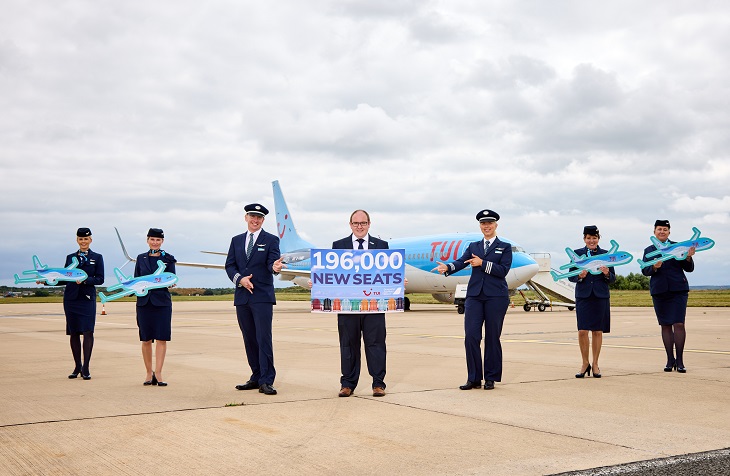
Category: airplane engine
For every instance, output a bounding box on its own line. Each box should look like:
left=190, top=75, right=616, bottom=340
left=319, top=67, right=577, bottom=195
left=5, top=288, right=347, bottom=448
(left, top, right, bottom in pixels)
left=431, top=293, right=455, bottom=304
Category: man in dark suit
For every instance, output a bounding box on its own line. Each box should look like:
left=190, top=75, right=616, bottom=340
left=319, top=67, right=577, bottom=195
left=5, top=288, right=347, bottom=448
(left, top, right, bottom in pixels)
left=434, top=209, right=513, bottom=390
left=332, top=209, right=389, bottom=397
left=226, top=203, right=284, bottom=395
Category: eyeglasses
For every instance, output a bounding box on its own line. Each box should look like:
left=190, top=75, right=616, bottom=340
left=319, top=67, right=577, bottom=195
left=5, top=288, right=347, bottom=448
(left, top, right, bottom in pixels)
left=350, top=222, right=370, bottom=227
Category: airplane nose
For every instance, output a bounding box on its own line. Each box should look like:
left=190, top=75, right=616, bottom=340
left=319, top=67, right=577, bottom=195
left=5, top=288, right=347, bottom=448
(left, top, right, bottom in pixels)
left=512, top=262, right=539, bottom=287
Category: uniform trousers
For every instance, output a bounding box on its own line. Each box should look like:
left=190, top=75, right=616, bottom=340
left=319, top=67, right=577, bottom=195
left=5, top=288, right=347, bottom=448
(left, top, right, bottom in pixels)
left=338, top=313, right=386, bottom=390
left=464, top=295, right=510, bottom=382
left=236, top=302, right=275, bottom=385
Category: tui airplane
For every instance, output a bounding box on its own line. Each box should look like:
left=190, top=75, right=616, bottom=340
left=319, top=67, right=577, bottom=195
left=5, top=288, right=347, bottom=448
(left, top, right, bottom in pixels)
left=115, top=181, right=542, bottom=311
left=98, top=260, right=178, bottom=303
left=14, top=255, right=88, bottom=285
left=637, top=227, right=715, bottom=269
left=550, top=240, right=633, bottom=281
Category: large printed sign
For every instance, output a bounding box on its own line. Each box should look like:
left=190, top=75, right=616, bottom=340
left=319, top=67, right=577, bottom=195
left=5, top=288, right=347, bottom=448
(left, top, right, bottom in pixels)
left=310, top=248, right=405, bottom=313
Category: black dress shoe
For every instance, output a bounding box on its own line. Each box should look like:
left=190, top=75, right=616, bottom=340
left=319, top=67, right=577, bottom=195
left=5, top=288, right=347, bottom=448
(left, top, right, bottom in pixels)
left=235, top=380, right=259, bottom=390
left=259, top=384, right=277, bottom=395
left=677, top=366, right=687, bottom=373
left=484, top=380, right=495, bottom=390
left=459, top=381, right=481, bottom=390
left=68, top=368, right=81, bottom=379
left=81, top=369, right=91, bottom=380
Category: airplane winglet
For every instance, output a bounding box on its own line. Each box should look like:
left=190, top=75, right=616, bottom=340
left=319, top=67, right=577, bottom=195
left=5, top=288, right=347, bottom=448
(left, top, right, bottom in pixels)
left=67, top=256, right=80, bottom=269
left=114, top=227, right=136, bottom=268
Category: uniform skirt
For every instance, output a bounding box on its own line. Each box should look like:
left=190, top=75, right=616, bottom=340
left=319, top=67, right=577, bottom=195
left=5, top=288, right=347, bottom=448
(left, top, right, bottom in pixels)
left=651, top=291, right=688, bottom=325
left=136, top=303, right=172, bottom=341
left=575, top=296, right=611, bottom=333
left=64, top=298, right=96, bottom=335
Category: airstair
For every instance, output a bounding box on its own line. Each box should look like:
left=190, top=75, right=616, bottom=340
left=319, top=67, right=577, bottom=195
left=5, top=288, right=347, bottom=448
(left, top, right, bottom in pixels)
left=521, top=253, right=576, bottom=312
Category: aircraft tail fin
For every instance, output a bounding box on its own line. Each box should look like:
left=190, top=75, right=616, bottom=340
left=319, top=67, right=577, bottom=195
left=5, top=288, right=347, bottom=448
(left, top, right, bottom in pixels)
left=272, top=180, right=316, bottom=253
left=650, top=236, right=666, bottom=249
left=33, top=255, right=47, bottom=270
left=152, top=260, right=166, bottom=275
left=114, top=267, right=129, bottom=283
left=608, top=240, right=619, bottom=254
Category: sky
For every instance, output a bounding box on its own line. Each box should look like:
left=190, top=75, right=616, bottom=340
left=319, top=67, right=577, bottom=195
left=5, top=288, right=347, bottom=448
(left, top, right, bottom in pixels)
left=1, top=1, right=728, bottom=289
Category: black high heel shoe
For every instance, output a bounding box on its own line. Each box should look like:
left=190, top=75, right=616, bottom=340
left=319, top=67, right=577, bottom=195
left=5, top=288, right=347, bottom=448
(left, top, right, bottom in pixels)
left=81, top=367, right=91, bottom=380
left=593, top=366, right=602, bottom=378
left=153, top=372, right=167, bottom=386
left=575, top=364, right=591, bottom=378
left=664, top=359, right=676, bottom=372
left=68, top=367, right=82, bottom=379
left=676, top=364, right=686, bottom=373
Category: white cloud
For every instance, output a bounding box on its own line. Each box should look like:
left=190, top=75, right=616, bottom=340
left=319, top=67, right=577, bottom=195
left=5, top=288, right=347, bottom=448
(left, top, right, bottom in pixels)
left=1, top=1, right=729, bottom=287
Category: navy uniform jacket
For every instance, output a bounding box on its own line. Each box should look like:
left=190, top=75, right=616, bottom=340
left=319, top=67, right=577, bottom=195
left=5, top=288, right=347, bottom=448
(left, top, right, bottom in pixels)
left=60, top=250, right=105, bottom=300
left=332, top=234, right=389, bottom=251
left=225, top=229, right=280, bottom=306
left=134, top=252, right=177, bottom=307
left=567, top=246, right=616, bottom=299
left=445, top=238, right=512, bottom=298
left=641, top=242, right=694, bottom=295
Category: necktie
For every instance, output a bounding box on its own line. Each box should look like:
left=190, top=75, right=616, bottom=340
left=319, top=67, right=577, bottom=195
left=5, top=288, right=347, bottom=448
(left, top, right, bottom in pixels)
left=484, top=240, right=490, bottom=254
left=587, top=249, right=592, bottom=257
left=357, top=238, right=365, bottom=249
left=246, top=234, right=255, bottom=258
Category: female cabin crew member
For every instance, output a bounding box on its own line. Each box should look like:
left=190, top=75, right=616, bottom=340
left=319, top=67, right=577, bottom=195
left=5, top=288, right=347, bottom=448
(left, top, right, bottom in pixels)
left=568, top=226, right=615, bottom=379
left=433, top=209, right=512, bottom=391
left=59, top=228, right=105, bottom=380
left=641, top=219, right=694, bottom=373
left=135, top=228, right=177, bottom=386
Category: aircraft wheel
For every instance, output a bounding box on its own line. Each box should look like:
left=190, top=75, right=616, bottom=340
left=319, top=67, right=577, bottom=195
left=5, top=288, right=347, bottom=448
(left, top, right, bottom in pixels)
left=523, top=303, right=531, bottom=312
left=537, top=303, right=547, bottom=312
left=457, top=304, right=465, bottom=314
left=568, top=306, right=575, bottom=311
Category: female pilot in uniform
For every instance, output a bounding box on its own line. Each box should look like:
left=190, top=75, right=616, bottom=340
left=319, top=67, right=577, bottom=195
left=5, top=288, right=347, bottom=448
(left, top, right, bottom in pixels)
left=135, top=228, right=177, bottom=386
left=568, top=225, right=615, bottom=379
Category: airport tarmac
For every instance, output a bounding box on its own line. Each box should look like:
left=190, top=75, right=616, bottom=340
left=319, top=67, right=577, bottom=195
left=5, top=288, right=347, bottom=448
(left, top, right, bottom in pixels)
left=0, top=301, right=728, bottom=475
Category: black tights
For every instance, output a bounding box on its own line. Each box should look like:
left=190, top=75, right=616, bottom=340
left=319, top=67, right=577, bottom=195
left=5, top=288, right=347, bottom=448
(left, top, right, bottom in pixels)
left=70, top=332, right=94, bottom=372
left=661, top=323, right=686, bottom=367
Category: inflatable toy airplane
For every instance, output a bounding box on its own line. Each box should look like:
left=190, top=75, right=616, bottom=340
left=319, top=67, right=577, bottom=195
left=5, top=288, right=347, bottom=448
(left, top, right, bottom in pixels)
left=14, top=255, right=88, bottom=285
left=99, top=260, right=178, bottom=303
left=550, top=240, right=633, bottom=281
left=637, top=227, right=715, bottom=269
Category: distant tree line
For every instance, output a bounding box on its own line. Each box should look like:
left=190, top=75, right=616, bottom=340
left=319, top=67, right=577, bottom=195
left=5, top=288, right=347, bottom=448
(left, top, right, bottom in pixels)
left=610, top=272, right=650, bottom=290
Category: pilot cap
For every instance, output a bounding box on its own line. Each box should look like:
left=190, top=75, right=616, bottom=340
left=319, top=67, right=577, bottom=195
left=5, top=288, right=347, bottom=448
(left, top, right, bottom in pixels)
left=245, top=203, right=269, bottom=216
left=76, top=227, right=92, bottom=237
left=583, top=225, right=599, bottom=236
left=147, top=228, right=164, bottom=238
left=654, top=219, right=670, bottom=228
left=476, top=209, right=500, bottom=222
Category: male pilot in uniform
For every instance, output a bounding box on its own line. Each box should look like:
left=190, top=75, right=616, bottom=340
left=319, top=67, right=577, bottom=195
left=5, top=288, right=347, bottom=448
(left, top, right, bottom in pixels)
left=434, top=209, right=513, bottom=390
left=332, top=210, right=389, bottom=397
left=226, top=203, right=284, bottom=395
